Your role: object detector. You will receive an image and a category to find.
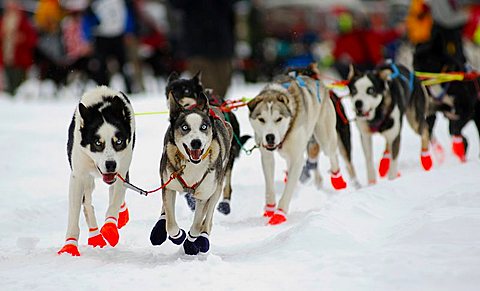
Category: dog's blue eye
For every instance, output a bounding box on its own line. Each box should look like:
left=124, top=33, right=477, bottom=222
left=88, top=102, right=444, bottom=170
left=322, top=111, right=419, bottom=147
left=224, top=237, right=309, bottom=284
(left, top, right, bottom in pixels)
left=182, top=125, right=189, bottom=131
left=95, top=140, right=102, bottom=146
left=115, top=138, right=123, bottom=145
left=367, top=87, right=376, bottom=95
left=200, top=124, right=208, bottom=131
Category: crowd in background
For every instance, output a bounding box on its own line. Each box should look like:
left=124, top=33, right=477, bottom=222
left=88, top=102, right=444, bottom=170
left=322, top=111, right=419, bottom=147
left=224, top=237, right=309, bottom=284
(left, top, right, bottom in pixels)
left=1, top=0, right=480, bottom=98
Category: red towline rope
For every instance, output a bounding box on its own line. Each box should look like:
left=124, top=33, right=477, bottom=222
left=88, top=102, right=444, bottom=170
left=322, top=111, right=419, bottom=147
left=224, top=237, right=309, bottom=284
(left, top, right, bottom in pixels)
left=116, top=170, right=182, bottom=196
left=220, top=99, right=249, bottom=113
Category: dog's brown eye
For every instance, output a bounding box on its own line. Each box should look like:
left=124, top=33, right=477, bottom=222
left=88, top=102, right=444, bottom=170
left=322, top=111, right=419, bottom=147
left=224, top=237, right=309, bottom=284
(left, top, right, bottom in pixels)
left=258, top=118, right=265, bottom=123
left=367, top=87, right=376, bottom=95
left=275, top=117, right=282, bottom=123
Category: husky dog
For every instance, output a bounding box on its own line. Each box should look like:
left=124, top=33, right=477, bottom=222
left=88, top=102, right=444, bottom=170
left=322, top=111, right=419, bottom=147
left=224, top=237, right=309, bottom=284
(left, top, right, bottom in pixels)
left=58, top=86, right=135, bottom=256
left=347, top=62, right=432, bottom=183
left=150, top=92, right=232, bottom=255
left=165, top=72, right=250, bottom=215
left=248, top=74, right=347, bottom=225
left=285, top=64, right=360, bottom=189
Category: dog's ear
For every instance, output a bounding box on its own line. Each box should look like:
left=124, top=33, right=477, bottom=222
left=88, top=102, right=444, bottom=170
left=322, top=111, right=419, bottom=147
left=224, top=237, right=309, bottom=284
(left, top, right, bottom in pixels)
left=377, top=68, right=393, bottom=81
left=168, top=91, right=184, bottom=119
left=347, top=64, right=362, bottom=80
left=196, top=92, right=210, bottom=112
left=79, top=103, right=90, bottom=121
left=276, top=94, right=290, bottom=106
left=192, top=71, right=202, bottom=85
left=167, top=71, right=179, bottom=84
left=111, top=95, right=126, bottom=118
left=247, top=96, right=262, bottom=112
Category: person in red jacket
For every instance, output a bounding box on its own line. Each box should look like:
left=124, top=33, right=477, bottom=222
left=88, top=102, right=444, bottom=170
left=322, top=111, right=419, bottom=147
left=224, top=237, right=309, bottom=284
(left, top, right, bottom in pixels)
left=0, top=0, right=37, bottom=95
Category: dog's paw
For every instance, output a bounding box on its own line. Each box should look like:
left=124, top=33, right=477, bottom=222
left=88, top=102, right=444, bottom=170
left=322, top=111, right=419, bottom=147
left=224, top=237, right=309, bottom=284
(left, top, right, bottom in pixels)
left=117, top=203, right=129, bottom=229
left=183, top=234, right=200, bottom=255
left=330, top=171, right=347, bottom=190
left=88, top=229, right=107, bottom=248
left=452, top=135, right=467, bottom=163
left=58, top=239, right=80, bottom=256
left=184, top=193, right=196, bottom=211
left=268, top=209, right=287, bottom=225
left=263, top=203, right=276, bottom=217
left=351, top=179, right=362, bottom=189
left=100, top=222, right=119, bottom=247
left=150, top=216, right=167, bottom=246
left=195, top=233, right=210, bottom=253
left=379, top=151, right=391, bottom=177
left=217, top=200, right=231, bottom=215
left=169, top=228, right=186, bottom=245
left=421, top=150, right=433, bottom=171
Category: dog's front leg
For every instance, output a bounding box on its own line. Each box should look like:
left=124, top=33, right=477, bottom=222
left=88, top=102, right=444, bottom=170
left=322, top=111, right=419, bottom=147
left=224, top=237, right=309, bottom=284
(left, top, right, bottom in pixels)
left=260, top=148, right=276, bottom=217
left=359, top=130, right=376, bottom=184
left=100, top=180, right=126, bottom=247
left=388, top=134, right=401, bottom=180
left=268, top=152, right=304, bottom=225
left=163, top=188, right=186, bottom=245
left=184, top=186, right=221, bottom=255
left=58, top=174, right=85, bottom=256
left=82, top=177, right=107, bottom=248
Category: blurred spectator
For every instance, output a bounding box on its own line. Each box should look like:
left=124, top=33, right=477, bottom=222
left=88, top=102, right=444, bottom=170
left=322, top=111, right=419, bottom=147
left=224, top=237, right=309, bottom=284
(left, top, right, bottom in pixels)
left=169, top=0, right=237, bottom=97
left=406, top=0, right=433, bottom=45
left=0, top=0, right=37, bottom=95
left=34, top=0, right=68, bottom=85
left=83, top=0, right=136, bottom=93
left=333, top=12, right=403, bottom=79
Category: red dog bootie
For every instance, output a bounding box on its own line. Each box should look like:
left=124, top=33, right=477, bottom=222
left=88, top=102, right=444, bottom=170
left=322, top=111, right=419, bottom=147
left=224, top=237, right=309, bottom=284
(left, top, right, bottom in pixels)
left=420, top=149, right=433, bottom=171
left=88, top=228, right=106, bottom=248
left=379, top=151, right=391, bottom=177
left=101, top=217, right=119, bottom=247
left=117, top=202, right=129, bottom=229
left=268, top=209, right=287, bottom=225
left=452, top=135, right=466, bottom=163
left=263, top=203, right=276, bottom=218
left=58, top=238, right=80, bottom=256
left=330, top=170, right=347, bottom=190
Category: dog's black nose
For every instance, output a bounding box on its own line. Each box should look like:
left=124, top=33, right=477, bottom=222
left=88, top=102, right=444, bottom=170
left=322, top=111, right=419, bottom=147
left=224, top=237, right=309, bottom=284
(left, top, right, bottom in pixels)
left=354, top=100, right=363, bottom=110
left=105, top=160, right=117, bottom=172
left=266, top=134, right=275, bottom=144
left=190, top=139, right=202, bottom=150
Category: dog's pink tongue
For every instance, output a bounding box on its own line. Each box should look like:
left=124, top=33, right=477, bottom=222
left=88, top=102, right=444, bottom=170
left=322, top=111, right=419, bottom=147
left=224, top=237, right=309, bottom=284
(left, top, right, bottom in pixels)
left=102, top=173, right=117, bottom=184
left=190, top=149, right=202, bottom=161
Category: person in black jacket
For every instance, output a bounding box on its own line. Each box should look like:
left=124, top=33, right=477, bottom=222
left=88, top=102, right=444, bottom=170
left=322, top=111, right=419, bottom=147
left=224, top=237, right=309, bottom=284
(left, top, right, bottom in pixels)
left=169, top=0, right=236, bottom=97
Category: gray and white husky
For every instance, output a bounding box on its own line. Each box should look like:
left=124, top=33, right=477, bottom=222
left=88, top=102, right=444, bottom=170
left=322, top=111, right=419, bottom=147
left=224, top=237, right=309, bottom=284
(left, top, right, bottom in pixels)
left=150, top=92, right=232, bottom=255
left=58, top=86, right=135, bottom=256
left=248, top=75, right=347, bottom=225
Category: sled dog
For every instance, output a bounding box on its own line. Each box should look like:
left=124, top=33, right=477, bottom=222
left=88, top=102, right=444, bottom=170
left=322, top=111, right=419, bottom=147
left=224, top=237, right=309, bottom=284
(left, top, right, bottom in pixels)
left=248, top=74, right=347, bottom=225
left=347, top=62, right=432, bottom=183
left=165, top=72, right=250, bottom=215
left=150, top=92, right=232, bottom=255
left=58, top=86, right=135, bottom=256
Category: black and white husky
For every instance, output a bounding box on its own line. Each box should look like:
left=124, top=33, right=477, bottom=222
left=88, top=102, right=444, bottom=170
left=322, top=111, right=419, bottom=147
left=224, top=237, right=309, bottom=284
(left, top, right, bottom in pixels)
left=348, top=63, right=432, bottom=183
left=58, top=86, right=135, bottom=256
left=165, top=72, right=250, bottom=215
left=150, top=92, right=232, bottom=255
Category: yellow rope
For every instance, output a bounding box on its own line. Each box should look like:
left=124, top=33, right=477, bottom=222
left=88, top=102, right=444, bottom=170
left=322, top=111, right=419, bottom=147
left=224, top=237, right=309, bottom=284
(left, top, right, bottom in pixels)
left=134, top=111, right=169, bottom=116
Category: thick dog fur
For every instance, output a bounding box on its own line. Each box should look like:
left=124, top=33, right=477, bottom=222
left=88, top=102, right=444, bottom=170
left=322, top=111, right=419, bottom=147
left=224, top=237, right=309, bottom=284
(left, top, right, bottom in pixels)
left=165, top=72, right=250, bottom=215
left=287, top=64, right=360, bottom=188
left=150, top=92, right=232, bottom=255
left=348, top=63, right=431, bottom=183
left=248, top=74, right=346, bottom=225
left=59, top=86, right=135, bottom=256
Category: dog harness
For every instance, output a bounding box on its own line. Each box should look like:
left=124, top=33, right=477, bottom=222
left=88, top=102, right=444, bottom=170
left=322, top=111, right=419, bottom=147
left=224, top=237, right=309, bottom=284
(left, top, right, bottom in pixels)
left=281, top=75, right=322, bottom=103
left=173, top=147, right=213, bottom=194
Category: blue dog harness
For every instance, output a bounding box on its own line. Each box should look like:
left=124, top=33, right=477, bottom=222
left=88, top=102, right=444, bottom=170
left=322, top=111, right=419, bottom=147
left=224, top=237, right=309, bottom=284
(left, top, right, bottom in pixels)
left=389, top=63, right=415, bottom=95
left=282, top=75, right=322, bottom=102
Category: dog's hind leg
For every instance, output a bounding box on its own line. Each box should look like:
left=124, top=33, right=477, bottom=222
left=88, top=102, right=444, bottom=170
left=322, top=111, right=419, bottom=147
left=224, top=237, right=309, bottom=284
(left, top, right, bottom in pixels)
left=315, top=124, right=347, bottom=190
left=337, top=133, right=360, bottom=189
left=406, top=108, right=432, bottom=171
left=163, top=188, right=186, bottom=245
left=388, top=135, right=401, bottom=180
left=261, top=148, right=276, bottom=217
left=58, top=174, right=85, bottom=256
left=82, top=177, right=107, bottom=248
left=99, top=180, right=126, bottom=247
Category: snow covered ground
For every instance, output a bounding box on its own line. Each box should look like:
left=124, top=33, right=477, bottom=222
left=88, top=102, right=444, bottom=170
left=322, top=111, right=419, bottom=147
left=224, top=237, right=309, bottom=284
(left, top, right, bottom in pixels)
left=1, top=80, right=479, bottom=291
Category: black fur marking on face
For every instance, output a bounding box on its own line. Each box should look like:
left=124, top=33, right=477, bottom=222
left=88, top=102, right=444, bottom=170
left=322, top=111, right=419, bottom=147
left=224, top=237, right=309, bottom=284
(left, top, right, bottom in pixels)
left=79, top=95, right=132, bottom=152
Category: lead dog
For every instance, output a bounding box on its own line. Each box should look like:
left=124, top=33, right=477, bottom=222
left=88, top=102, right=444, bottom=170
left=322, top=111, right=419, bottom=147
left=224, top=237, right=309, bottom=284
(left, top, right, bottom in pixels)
left=165, top=72, right=250, bottom=215
left=149, top=93, right=232, bottom=255
left=248, top=74, right=347, bottom=225
left=347, top=62, right=432, bottom=183
left=58, top=86, right=135, bottom=256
